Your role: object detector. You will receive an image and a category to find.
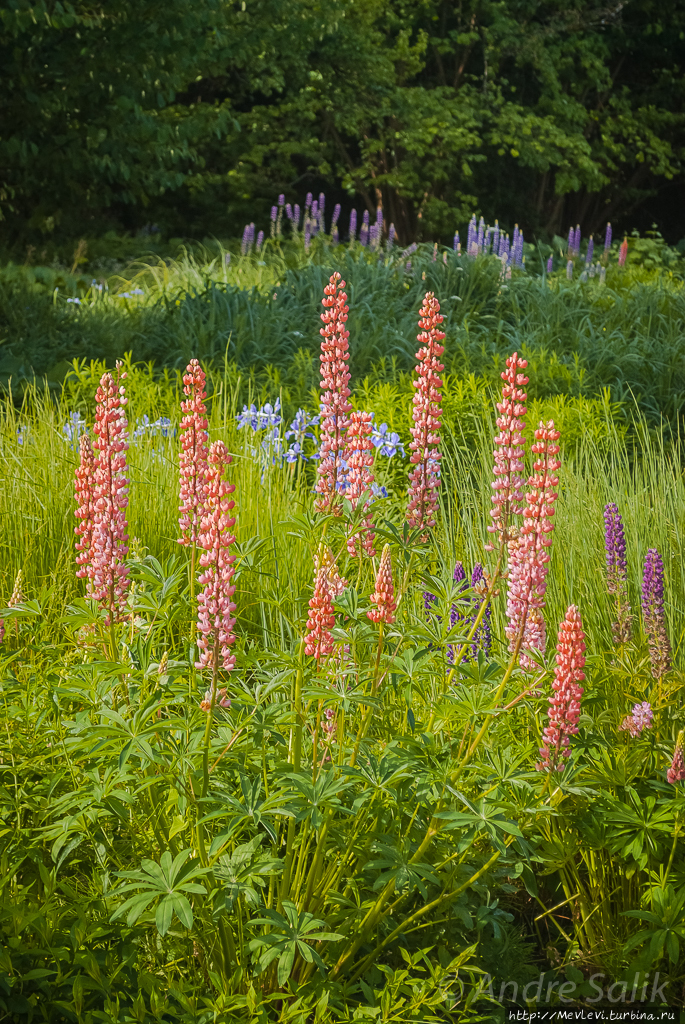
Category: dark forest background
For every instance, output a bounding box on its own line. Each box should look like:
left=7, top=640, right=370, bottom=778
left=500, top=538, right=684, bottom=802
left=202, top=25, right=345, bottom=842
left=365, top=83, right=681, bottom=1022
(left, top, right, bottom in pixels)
left=2, top=0, right=685, bottom=248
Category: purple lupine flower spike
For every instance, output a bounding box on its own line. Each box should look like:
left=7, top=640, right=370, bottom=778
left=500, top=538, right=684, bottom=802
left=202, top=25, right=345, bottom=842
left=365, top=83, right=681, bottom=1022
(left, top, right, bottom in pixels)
left=360, top=210, right=370, bottom=246
left=574, top=225, right=581, bottom=256
left=453, top=231, right=460, bottom=253
left=256, top=230, right=264, bottom=248
left=388, top=223, right=396, bottom=248
left=546, top=255, right=553, bottom=273
left=349, top=209, right=357, bottom=241
left=331, top=204, right=341, bottom=228
left=270, top=206, right=277, bottom=223
left=492, top=220, right=499, bottom=255
left=241, top=224, right=251, bottom=255
left=567, top=227, right=574, bottom=256
left=278, top=194, right=285, bottom=207
left=604, top=503, right=627, bottom=591
left=516, top=231, right=524, bottom=266
left=642, top=548, right=671, bottom=678
left=304, top=220, right=311, bottom=252
left=305, top=192, right=313, bottom=212
left=470, top=562, right=492, bottom=658
left=285, top=203, right=293, bottom=221
left=447, top=562, right=468, bottom=664
left=586, top=238, right=594, bottom=265
left=293, top=204, right=301, bottom=230
left=604, top=222, right=612, bottom=253
left=467, top=216, right=475, bottom=253
left=423, top=590, right=438, bottom=617
left=604, top=503, right=632, bottom=642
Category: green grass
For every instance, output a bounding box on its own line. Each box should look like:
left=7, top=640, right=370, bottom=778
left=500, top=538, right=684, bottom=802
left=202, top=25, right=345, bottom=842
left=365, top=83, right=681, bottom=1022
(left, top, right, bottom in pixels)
left=1, top=363, right=682, bottom=684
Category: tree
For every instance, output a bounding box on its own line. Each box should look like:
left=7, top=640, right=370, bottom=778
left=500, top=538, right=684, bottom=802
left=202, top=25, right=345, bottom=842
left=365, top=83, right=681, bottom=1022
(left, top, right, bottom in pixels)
left=1, top=0, right=684, bottom=243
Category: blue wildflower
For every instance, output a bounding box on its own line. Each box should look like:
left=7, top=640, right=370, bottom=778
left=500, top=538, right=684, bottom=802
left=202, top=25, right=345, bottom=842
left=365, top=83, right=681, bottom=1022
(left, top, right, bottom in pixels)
left=371, top=422, right=405, bottom=458
left=63, top=411, right=87, bottom=449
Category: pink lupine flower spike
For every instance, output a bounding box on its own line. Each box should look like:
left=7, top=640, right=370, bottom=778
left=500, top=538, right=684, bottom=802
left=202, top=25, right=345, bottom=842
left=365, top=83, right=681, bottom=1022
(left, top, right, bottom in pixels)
left=505, top=420, right=560, bottom=668
left=537, top=605, right=586, bottom=773
left=315, top=273, right=353, bottom=513
left=178, top=359, right=209, bottom=547
left=368, top=544, right=396, bottom=625
left=90, top=364, right=131, bottom=627
left=406, top=292, right=445, bottom=540
left=344, top=410, right=376, bottom=556
left=487, top=352, right=528, bottom=550
left=196, top=440, right=238, bottom=707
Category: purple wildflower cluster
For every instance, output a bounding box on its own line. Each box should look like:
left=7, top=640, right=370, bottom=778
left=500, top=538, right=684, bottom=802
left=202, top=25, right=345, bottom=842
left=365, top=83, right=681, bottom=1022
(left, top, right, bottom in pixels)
left=465, top=215, right=524, bottom=270
left=240, top=194, right=618, bottom=283
left=642, top=547, right=671, bottom=679
left=424, top=560, right=491, bottom=665
left=244, top=192, right=396, bottom=252
left=619, top=701, right=653, bottom=738
left=370, top=422, right=405, bottom=458
left=241, top=223, right=255, bottom=255
left=602, top=501, right=676, bottom=774
left=604, top=503, right=632, bottom=642
left=567, top=225, right=581, bottom=257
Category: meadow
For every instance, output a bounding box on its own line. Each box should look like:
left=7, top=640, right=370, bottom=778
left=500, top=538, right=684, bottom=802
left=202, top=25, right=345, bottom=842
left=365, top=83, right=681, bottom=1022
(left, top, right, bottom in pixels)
left=1, top=231, right=685, bottom=1023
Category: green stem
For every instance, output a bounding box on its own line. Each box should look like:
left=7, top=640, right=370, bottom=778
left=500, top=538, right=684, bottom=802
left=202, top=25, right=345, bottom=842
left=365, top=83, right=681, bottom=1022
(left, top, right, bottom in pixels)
left=349, top=621, right=384, bottom=768
left=427, top=551, right=503, bottom=731
left=201, top=642, right=220, bottom=800
left=453, top=626, right=525, bottom=774
left=663, top=818, right=681, bottom=888
left=279, top=640, right=305, bottom=908
left=338, top=847, right=503, bottom=982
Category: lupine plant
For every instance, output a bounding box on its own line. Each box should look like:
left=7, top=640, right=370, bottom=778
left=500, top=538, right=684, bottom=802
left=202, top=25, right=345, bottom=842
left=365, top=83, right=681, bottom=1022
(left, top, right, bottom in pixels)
left=1, top=265, right=685, bottom=1022
left=237, top=190, right=617, bottom=280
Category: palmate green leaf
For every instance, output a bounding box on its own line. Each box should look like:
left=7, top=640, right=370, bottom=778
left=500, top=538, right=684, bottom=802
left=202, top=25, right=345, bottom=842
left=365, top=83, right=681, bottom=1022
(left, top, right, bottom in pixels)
left=249, top=901, right=343, bottom=982
left=436, top=791, right=523, bottom=853
left=214, top=836, right=282, bottom=909
left=111, top=892, right=159, bottom=927
left=110, top=849, right=209, bottom=935
left=156, top=893, right=194, bottom=935
left=277, top=946, right=296, bottom=987
left=285, top=768, right=353, bottom=828
left=666, top=932, right=680, bottom=965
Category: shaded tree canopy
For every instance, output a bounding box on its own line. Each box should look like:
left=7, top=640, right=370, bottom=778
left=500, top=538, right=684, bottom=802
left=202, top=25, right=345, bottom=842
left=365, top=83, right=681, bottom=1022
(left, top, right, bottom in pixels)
left=2, top=0, right=684, bottom=243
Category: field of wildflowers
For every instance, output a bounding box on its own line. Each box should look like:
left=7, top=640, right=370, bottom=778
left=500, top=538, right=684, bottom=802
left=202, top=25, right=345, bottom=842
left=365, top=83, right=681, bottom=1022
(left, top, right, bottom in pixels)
left=1, top=220, right=685, bottom=1023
